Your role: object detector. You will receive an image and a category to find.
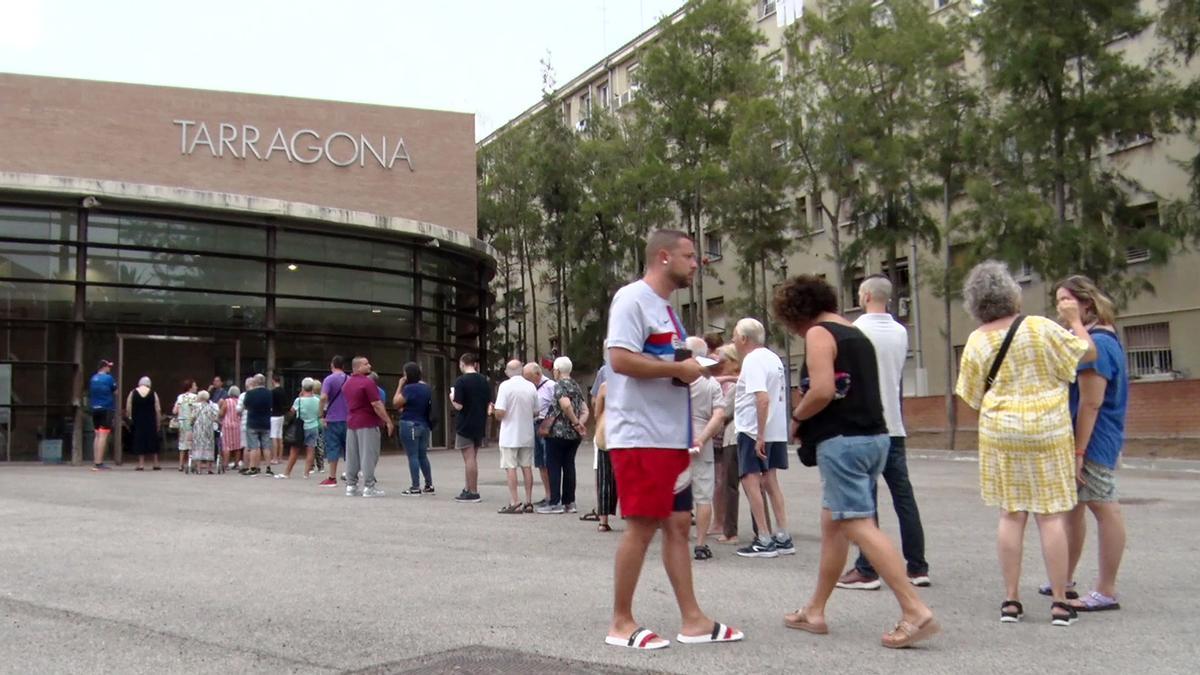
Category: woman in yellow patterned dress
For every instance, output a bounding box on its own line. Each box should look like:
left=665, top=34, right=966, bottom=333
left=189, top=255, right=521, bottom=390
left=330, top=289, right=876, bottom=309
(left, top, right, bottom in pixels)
left=955, top=261, right=1096, bottom=627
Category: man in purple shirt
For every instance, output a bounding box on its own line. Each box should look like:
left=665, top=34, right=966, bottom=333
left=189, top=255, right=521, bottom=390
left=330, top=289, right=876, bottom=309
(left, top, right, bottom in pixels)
left=343, top=356, right=394, bottom=497
left=319, top=355, right=349, bottom=488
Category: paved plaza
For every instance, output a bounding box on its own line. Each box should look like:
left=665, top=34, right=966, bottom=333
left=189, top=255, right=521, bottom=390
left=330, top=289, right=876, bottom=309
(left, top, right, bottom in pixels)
left=1, top=447, right=1197, bottom=674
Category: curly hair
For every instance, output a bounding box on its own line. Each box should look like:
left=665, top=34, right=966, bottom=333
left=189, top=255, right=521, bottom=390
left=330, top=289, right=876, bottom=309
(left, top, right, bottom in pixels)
left=773, top=275, right=839, bottom=331
left=962, top=260, right=1022, bottom=324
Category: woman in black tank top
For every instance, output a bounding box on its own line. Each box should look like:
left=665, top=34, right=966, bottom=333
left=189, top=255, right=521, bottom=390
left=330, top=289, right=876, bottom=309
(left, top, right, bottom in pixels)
left=772, top=275, right=939, bottom=649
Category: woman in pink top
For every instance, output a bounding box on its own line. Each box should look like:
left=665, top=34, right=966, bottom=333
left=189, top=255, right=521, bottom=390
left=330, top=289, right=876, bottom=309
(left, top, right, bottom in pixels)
left=220, top=385, right=243, bottom=471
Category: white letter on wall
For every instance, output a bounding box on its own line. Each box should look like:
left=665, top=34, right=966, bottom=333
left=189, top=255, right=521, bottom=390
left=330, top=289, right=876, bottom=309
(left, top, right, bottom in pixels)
left=324, top=132, right=359, bottom=167
left=242, top=125, right=263, bottom=159
left=389, top=138, right=415, bottom=171
left=360, top=135, right=387, bottom=168
left=218, top=123, right=240, bottom=158
left=188, top=122, right=216, bottom=156
left=290, top=130, right=323, bottom=164
left=265, top=128, right=294, bottom=162
left=173, top=120, right=194, bottom=154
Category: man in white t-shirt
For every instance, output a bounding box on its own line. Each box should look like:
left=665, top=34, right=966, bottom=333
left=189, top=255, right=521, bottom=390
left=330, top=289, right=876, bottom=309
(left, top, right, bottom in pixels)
left=837, top=275, right=931, bottom=590
left=685, top=337, right=726, bottom=562
left=603, top=229, right=743, bottom=651
left=732, top=318, right=793, bottom=560
left=492, top=359, right=539, bottom=513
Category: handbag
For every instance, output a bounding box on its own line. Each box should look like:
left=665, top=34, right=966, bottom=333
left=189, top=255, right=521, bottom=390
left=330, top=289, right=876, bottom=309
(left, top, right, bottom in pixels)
left=985, top=315, right=1026, bottom=394
left=283, top=413, right=305, bottom=447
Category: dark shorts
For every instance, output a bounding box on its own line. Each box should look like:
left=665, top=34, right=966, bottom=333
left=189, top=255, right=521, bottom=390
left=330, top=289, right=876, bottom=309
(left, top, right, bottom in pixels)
left=455, top=433, right=484, bottom=450
left=736, top=433, right=789, bottom=477
left=323, top=421, right=347, bottom=462
left=533, top=430, right=547, bottom=468
left=610, top=448, right=693, bottom=520
left=92, top=409, right=114, bottom=432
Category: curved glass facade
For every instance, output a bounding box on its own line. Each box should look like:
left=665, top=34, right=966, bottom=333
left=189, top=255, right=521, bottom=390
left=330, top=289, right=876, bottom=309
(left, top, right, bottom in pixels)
left=0, top=201, right=492, bottom=462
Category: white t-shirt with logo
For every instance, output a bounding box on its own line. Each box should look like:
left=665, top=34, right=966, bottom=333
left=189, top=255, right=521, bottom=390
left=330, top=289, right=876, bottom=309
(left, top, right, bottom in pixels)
left=734, top=346, right=789, bottom=443
left=853, top=312, right=908, bottom=437
left=604, top=279, right=691, bottom=450
left=494, top=375, right=538, bottom=448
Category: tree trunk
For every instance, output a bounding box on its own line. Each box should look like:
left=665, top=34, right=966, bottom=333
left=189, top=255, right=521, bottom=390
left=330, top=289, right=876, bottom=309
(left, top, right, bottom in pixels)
left=760, top=258, right=770, bottom=341
left=830, top=195, right=845, bottom=310
left=522, top=236, right=540, bottom=365
left=942, top=177, right=957, bottom=451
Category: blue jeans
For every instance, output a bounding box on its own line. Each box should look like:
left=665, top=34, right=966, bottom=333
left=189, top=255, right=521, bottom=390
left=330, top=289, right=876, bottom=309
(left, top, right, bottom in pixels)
left=854, top=437, right=929, bottom=577
left=400, top=420, right=432, bottom=488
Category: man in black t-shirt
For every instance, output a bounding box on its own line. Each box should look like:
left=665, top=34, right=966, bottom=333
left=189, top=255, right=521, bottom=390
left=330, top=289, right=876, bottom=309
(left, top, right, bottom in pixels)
left=270, top=373, right=290, bottom=465
left=451, top=353, right=492, bottom=503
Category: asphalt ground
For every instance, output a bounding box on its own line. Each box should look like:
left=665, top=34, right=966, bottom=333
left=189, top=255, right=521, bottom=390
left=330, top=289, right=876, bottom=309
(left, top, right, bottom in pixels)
left=1, top=446, right=1197, bottom=674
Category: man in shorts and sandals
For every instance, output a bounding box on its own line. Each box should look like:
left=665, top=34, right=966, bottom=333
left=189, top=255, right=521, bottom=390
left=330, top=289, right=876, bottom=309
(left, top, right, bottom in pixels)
left=493, top=359, right=538, bottom=513
left=89, top=359, right=118, bottom=471
left=604, top=229, right=744, bottom=650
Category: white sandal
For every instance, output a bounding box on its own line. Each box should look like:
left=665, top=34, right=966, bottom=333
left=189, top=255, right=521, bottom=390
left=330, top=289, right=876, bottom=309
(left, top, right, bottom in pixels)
left=676, top=621, right=744, bottom=644
left=605, top=627, right=670, bottom=650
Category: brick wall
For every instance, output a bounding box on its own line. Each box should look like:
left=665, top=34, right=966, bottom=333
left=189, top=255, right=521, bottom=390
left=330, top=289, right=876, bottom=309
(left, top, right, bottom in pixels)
left=902, top=380, right=1200, bottom=438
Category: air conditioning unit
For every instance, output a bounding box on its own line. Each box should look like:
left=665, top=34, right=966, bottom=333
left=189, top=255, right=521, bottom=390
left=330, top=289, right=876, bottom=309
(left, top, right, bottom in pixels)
left=897, top=297, right=911, bottom=318
left=576, top=118, right=589, bottom=132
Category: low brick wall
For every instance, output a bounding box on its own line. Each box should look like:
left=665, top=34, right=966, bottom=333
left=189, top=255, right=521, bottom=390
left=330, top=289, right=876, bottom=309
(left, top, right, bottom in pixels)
left=902, top=380, right=1200, bottom=439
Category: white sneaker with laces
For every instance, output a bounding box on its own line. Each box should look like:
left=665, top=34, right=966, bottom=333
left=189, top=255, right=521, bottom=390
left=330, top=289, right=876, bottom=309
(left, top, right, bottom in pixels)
left=362, top=486, right=385, bottom=498
left=345, top=485, right=359, bottom=497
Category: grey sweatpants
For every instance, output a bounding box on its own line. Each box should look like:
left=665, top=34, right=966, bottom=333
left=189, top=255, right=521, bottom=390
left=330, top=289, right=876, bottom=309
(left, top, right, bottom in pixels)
left=345, top=426, right=381, bottom=488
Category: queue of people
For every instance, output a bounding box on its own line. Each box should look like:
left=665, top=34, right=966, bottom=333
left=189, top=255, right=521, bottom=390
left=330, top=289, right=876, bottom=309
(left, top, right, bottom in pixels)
left=80, top=228, right=1130, bottom=652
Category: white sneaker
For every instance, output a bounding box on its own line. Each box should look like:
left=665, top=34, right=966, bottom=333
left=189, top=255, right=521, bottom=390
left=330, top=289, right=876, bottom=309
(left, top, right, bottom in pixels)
left=362, top=486, right=385, bottom=498
left=274, top=473, right=288, bottom=479
left=345, top=485, right=359, bottom=497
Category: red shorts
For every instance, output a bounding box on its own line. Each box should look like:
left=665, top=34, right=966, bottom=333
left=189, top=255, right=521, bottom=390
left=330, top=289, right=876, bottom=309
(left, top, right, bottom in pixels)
left=609, top=448, right=693, bottom=520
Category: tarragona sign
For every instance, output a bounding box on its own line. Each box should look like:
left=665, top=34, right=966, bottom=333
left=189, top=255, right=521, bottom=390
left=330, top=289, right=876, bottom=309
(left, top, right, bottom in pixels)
left=171, top=120, right=415, bottom=171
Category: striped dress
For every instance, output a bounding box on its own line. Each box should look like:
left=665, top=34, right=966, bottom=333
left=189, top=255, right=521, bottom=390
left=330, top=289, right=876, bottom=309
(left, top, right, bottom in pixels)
left=956, top=315, right=1089, bottom=514
left=220, top=398, right=243, bottom=450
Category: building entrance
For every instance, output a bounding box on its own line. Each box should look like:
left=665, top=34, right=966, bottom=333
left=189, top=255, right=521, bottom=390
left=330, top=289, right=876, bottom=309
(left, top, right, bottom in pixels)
left=113, top=334, right=241, bottom=463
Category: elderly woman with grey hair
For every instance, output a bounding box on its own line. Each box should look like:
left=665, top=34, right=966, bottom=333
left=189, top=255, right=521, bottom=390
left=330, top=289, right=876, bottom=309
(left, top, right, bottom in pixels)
left=955, top=260, right=1097, bottom=628
left=125, top=376, right=162, bottom=470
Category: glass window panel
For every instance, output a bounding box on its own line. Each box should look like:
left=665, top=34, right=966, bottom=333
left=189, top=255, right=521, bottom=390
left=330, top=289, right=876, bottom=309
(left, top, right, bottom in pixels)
left=85, top=248, right=265, bottom=292
left=0, top=281, right=75, bottom=321
left=86, top=286, right=264, bottom=328
left=3, top=362, right=75, bottom=406
left=276, top=297, right=417, bottom=336
left=277, top=231, right=414, bottom=273
left=88, top=214, right=265, bottom=256
left=277, top=264, right=414, bottom=306
left=0, top=406, right=76, bottom=462
left=0, top=241, right=76, bottom=281
left=421, top=281, right=457, bottom=312
left=0, top=323, right=72, bottom=362
left=0, top=206, right=75, bottom=242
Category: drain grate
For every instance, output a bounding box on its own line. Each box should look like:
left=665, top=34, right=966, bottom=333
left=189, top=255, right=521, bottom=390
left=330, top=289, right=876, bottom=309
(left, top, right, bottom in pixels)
left=347, top=645, right=659, bottom=675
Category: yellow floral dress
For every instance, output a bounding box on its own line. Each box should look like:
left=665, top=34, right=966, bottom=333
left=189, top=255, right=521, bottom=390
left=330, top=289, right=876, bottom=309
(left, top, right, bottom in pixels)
left=956, top=315, right=1088, bottom=514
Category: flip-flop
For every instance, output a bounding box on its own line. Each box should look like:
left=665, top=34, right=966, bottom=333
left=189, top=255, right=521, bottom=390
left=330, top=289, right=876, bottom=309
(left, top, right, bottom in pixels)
left=784, top=608, right=829, bottom=634
left=605, top=627, right=670, bottom=650
left=1072, top=590, right=1120, bottom=612
left=881, top=616, right=940, bottom=649
left=676, top=621, right=743, bottom=645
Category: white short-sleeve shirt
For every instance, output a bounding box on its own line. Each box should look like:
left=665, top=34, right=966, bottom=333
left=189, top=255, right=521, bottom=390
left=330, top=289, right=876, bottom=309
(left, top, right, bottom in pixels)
left=734, top=346, right=789, bottom=443
left=689, top=376, right=725, bottom=461
left=494, top=375, right=538, bottom=448
left=604, top=280, right=691, bottom=450
left=853, top=312, right=908, bottom=437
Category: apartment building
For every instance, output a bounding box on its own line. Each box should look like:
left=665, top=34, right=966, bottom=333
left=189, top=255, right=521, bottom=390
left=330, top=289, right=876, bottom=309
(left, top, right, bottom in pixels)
left=480, top=0, right=1200, bottom=410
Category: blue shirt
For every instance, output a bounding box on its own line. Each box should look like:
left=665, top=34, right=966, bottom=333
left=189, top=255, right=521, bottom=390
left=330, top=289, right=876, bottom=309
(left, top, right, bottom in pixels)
left=1069, top=329, right=1128, bottom=469
left=89, top=372, right=116, bottom=411
left=399, top=382, right=433, bottom=425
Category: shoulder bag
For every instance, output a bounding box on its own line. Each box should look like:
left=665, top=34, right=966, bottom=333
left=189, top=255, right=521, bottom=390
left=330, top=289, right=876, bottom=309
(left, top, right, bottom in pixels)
left=984, top=315, right=1026, bottom=394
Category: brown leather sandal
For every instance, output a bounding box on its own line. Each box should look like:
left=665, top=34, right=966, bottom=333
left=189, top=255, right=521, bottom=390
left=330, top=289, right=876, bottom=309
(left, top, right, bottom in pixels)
left=881, top=615, right=940, bottom=649
left=783, top=608, right=829, bottom=634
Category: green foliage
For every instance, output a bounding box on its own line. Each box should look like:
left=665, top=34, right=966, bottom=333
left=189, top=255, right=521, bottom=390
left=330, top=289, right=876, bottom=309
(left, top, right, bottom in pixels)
left=967, top=0, right=1195, bottom=302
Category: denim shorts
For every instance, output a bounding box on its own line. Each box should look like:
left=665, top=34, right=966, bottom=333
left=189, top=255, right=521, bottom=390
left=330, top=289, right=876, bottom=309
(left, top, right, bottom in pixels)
left=1078, top=459, right=1118, bottom=502
left=245, top=428, right=270, bottom=451
left=303, top=427, right=319, bottom=448
left=323, top=421, right=347, bottom=462
left=817, top=434, right=889, bottom=521
left=736, top=432, right=789, bottom=477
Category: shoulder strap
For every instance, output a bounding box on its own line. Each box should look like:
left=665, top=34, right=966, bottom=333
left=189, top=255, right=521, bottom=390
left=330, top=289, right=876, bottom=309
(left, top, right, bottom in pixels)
left=985, top=315, right=1026, bottom=393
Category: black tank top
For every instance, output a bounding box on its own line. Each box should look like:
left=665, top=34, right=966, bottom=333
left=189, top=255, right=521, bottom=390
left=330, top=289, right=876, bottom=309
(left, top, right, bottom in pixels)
left=798, top=322, right=887, bottom=451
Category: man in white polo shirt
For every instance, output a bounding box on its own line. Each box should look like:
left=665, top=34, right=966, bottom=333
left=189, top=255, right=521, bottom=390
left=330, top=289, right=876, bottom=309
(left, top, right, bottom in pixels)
left=837, top=275, right=931, bottom=590
left=492, top=359, right=539, bottom=514
left=731, top=318, right=793, bottom=559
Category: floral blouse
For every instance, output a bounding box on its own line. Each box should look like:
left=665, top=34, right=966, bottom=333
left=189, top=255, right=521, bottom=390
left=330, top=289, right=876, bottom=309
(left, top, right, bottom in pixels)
left=548, top=378, right=586, bottom=440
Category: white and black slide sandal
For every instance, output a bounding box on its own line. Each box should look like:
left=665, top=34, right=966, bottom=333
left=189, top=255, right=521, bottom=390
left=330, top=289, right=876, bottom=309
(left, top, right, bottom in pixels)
left=605, top=627, right=670, bottom=650
left=676, top=621, right=745, bottom=645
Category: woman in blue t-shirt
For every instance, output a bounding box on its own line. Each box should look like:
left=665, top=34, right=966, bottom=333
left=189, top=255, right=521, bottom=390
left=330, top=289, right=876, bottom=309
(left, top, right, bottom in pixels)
left=393, top=362, right=435, bottom=496
left=1055, top=276, right=1129, bottom=612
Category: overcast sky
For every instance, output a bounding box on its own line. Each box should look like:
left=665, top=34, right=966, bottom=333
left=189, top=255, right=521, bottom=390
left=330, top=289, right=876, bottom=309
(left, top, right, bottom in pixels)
left=0, top=0, right=684, bottom=141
